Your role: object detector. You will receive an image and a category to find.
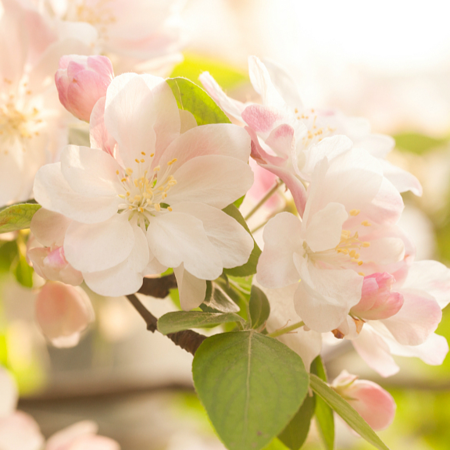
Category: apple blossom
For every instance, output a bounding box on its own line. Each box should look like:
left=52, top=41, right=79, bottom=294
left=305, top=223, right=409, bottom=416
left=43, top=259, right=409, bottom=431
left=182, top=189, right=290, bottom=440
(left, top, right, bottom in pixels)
left=35, top=281, right=95, bottom=348
left=37, top=0, right=185, bottom=75
left=0, top=0, right=92, bottom=207
left=55, top=55, right=114, bottom=122
left=200, top=56, right=422, bottom=213
left=347, top=260, right=450, bottom=377
left=34, top=73, right=254, bottom=308
left=46, top=421, right=120, bottom=450
left=256, top=151, right=406, bottom=332
left=0, top=366, right=45, bottom=450
left=28, top=208, right=83, bottom=286
left=332, top=371, right=396, bottom=431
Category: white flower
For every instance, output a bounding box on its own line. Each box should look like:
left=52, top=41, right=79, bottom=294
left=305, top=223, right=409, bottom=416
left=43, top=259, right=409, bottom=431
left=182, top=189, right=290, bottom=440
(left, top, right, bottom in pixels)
left=0, top=0, right=91, bottom=206
left=201, top=56, right=422, bottom=213
left=34, top=73, right=254, bottom=308
left=256, top=151, right=406, bottom=332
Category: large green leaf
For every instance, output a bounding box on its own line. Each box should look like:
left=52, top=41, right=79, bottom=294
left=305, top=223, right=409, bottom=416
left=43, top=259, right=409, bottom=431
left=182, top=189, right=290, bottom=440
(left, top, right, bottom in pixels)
left=278, top=394, right=316, bottom=450
left=311, top=356, right=334, bottom=450
left=222, top=204, right=261, bottom=277
left=166, top=77, right=231, bottom=125
left=157, top=311, right=244, bottom=335
left=0, top=203, right=41, bottom=234
left=193, top=331, right=309, bottom=450
left=310, top=375, right=390, bottom=450
left=248, top=285, right=270, bottom=330
left=394, top=132, right=448, bottom=155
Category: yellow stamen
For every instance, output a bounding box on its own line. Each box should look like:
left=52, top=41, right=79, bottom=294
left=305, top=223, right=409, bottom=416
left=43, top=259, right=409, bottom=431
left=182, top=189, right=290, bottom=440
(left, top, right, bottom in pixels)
left=167, top=158, right=177, bottom=166
left=362, top=242, right=371, bottom=247
left=168, top=207, right=173, bottom=211
left=358, top=272, right=365, bottom=276
left=349, top=209, right=360, bottom=216
left=361, top=220, right=371, bottom=227
left=154, top=203, right=161, bottom=211
left=126, top=168, right=133, bottom=175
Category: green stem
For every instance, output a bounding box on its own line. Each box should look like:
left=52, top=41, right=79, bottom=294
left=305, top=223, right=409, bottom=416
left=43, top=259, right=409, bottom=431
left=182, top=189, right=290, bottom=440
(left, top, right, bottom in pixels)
left=244, top=180, right=282, bottom=221
left=268, top=321, right=305, bottom=338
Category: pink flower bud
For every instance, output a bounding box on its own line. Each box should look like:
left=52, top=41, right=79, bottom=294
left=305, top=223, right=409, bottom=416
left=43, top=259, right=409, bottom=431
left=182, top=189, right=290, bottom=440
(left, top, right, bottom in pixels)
left=332, top=370, right=396, bottom=431
left=35, top=282, right=94, bottom=348
left=351, top=273, right=404, bottom=321
left=55, top=55, right=114, bottom=122
left=28, top=246, right=83, bottom=286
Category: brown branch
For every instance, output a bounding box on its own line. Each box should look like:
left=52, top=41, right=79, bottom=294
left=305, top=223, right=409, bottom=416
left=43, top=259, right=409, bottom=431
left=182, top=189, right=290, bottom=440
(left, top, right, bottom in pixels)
left=137, top=274, right=177, bottom=298
left=126, top=294, right=206, bottom=355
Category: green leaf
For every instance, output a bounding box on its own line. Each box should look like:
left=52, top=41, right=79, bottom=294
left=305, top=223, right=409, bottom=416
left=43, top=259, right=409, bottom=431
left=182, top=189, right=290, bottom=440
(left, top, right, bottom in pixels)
left=13, top=253, right=33, bottom=288
left=193, top=331, right=309, bottom=450
left=0, top=240, right=18, bottom=273
left=166, top=77, right=231, bottom=126
left=310, top=374, right=390, bottom=450
left=222, top=204, right=261, bottom=277
left=157, top=311, right=244, bottom=335
left=234, top=195, right=245, bottom=208
left=170, top=53, right=248, bottom=90
left=394, top=132, right=448, bottom=155
left=248, top=285, right=270, bottom=330
left=0, top=203, right=41, bottom=234
left=278, top=394, right=316, bottom=450
left=311, top=357, right=334, bottom=450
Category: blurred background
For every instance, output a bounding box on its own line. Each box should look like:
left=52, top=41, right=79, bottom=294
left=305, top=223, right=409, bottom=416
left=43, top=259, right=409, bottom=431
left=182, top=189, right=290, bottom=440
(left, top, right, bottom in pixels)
left=2, top=0, right=450, bottom=448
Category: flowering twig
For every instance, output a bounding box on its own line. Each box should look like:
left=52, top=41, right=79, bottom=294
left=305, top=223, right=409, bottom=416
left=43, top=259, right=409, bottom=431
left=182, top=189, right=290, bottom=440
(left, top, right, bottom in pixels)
left=244, top=180, right=283, bottom=221
left=137, top=273, right=177, bottom=298
left=126, top=294, right=206, bottom=355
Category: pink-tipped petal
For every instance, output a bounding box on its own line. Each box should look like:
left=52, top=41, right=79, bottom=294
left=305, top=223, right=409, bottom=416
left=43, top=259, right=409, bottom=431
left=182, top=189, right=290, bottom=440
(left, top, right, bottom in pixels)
left=35, top=282, right=94, bottom=348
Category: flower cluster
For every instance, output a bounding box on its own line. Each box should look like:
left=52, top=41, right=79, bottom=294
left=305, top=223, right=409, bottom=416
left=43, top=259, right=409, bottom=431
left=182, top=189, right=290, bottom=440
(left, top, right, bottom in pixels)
left=202, top=56, right=450, bottom=377
left=0, top=1, right=449, bottom=446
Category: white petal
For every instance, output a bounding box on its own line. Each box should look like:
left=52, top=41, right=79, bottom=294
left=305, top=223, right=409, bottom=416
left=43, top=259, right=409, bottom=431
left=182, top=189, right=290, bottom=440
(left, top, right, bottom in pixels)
left=381, top=288, right=442, bottom=345
left=0, top=368, right=17, bottom=418
left=386, top=332, right=449, bottom=366
left=403, top=260, right=450, bottom=309
left=352, top=327, right=399, bottom=377
left=248, top=56, right=286, bottom=109
left=61, top=146, right=121, bottom=196
left=64, top=214, right=134, bottom=273
left=261, top=58, right=303, bottom=110
left=147, top=212, right=223, bottom=279
left=171, top=202, right=254, bottom=269
left=179, top=109, right=197, bottom=134
left=199, top=71, right=245, bottom=121
left=0, top=412, right=44, bottom=450
left=105, top=74, right=157, bottom=171
left=174, top=264, right=207, bottom=310
left=264, top=284, right=321, bottom=370
left=34, top=163, right=120, bottom=224
left=256, top=212, right=303, bottom=288
left=168, top=155, right=253, bottom=209
left=0, top=148, right=23, bottom=206
left=294, top=258, right=363, bottom=332
left=352, top=134, right=395, bottom=159
left=380, top=160, right=422, bottom=196
left=305, top=202, right=348, bottom=252
left=30, top=208, right=71, bottom=247
left=157, top=124, right=251, bottom=170
left=46, top=421, right=98, bottom=450
left=84, top=225, right=148, bottom=296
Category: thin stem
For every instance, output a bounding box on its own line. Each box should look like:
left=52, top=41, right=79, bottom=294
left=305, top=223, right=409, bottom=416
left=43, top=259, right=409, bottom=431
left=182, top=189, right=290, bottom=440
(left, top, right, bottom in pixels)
left=268, top=321, right=304, bottom=338
left=244, top=180, right=282, bottom=221
left=126, top=294, right=206, bottom=355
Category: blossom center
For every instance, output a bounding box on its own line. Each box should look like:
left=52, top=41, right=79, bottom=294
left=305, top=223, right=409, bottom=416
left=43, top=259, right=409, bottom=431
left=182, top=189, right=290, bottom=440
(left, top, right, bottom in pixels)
left=74, top=0, right=116, bottom=41
left=117, top=156, right=178, bottom=226
left=0, top=84, right=43, bottom=153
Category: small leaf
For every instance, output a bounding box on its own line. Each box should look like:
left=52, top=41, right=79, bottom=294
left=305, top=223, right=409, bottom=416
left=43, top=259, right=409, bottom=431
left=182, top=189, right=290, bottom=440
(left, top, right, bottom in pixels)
left=0, top=203, right=41, bottom=234
left=222, top=204, right=261, bottom=277
left=311, top=356, right=334, bottom=450
left=193, top=331, right=309, bottom=450
left=310, top=375, right=390, bottom=450
left=278, top=394, right=316, bottom=450
left=157, top=311, right=244, bottom=335
left=13, top=253, right=33, bottom=288
left=234, top=195, right=245, bottom=208
left=249, top=285, right=270, bottom=330
left=166, top=77, right=231, bottom=125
